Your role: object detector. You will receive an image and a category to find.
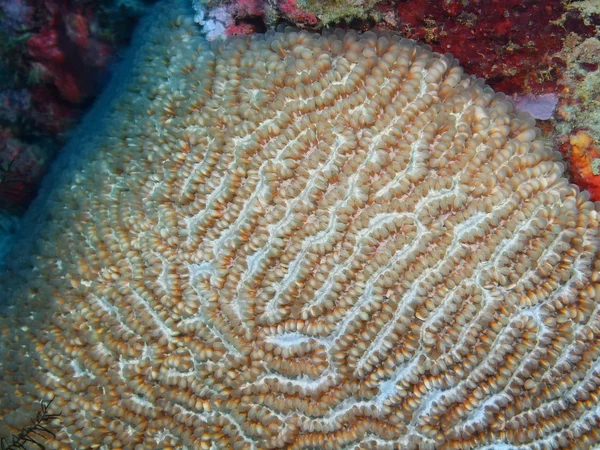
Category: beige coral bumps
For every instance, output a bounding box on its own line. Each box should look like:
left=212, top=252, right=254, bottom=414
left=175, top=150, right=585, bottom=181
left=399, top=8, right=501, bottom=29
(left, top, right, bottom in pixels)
left=1, top=1, right=600, bottom=449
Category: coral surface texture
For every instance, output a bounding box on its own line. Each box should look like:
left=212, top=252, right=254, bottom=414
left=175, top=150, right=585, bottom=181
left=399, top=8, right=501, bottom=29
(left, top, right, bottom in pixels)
left=1, top=1, right=600, bottom=449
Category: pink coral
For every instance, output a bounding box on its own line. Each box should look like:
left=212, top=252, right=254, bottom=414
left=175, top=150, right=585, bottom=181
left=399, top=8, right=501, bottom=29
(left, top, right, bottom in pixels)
left=279, top=0, right=318, bottom=25
left=226, top=23, right=258, bottom=36
left=228, top=0, right=263, bottom=16
left=26, top=3, right=111, bottom=104
left=27, top=28, right=65, bottom=64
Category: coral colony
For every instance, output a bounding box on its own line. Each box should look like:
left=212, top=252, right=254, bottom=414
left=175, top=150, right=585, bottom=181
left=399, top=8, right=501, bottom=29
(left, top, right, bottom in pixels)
left=1, top=0, right=600, bottom=449
left=0, top=0, right=599, bottom=222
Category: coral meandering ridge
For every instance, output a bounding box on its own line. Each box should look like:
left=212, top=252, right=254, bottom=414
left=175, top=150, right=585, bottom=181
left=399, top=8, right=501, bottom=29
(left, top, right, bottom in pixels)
left=1, top=1, right=600, bottom=449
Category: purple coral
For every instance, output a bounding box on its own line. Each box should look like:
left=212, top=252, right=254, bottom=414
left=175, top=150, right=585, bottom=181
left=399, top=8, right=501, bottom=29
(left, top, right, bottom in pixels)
left=0, top=0, right=33, bottom=30
left=0, top=89, right=31, bottom=123
left=513, top=93, right=559, bottom=120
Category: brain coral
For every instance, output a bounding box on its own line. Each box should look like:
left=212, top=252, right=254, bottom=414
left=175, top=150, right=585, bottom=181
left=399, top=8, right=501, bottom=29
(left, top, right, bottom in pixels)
left=1, top=1, right=600, bottom=449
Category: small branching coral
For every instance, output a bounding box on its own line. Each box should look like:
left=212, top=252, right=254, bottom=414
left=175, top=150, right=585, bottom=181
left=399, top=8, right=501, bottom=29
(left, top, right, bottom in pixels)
left=0, top=397, right=61, bottom=450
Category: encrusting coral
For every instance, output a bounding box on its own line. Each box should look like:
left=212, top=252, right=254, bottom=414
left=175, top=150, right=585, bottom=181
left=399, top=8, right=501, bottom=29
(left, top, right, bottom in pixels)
left=1, top=0, right=600, bottom=448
